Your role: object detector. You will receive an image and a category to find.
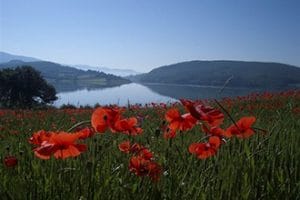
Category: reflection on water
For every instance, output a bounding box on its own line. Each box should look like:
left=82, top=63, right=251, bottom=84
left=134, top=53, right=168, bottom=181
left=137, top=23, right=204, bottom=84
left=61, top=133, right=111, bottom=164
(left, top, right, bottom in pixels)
left=54, top=83, right=176, bottom=107
left=143, top=83, right=266, bottom=99
left=54, top=83, right=298, bottom=107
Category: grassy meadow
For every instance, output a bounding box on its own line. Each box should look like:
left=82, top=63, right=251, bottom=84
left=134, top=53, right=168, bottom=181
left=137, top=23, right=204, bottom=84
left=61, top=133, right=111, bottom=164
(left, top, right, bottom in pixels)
left=0, top=90, right=300, bottom=200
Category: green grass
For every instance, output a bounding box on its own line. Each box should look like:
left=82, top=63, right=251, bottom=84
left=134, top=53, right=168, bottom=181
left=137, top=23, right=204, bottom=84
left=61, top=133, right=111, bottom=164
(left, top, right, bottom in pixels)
left=0, top=92, right=300, bottom=200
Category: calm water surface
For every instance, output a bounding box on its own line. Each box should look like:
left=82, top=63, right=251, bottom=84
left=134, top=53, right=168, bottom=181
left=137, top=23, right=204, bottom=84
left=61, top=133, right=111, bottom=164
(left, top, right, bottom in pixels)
left=54, top=83, right=176, bottom=107
left=54, top=83, right=296, bottom=107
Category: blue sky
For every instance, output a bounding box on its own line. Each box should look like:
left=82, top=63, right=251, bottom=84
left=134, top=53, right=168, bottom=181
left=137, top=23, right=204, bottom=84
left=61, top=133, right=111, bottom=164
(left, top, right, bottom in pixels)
left=1, top=0, right=299, bottom=72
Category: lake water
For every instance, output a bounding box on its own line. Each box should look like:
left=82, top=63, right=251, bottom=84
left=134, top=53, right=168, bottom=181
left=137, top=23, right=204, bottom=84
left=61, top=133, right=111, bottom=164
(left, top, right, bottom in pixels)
left=54, top=83, right=176, bottom=107
left=54, top=83, right=297, bottom=107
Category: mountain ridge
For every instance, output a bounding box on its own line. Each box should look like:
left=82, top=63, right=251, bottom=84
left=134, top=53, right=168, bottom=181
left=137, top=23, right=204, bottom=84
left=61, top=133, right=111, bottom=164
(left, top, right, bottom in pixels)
left=130, top=60, right=300, bottom=88
left=0, top=51, right=41, bottom=63
left=72, top=64, right=140, bottom=77
left=0, top=51, right=140, bottom=77
left=0, top=60, right=131, bottom=92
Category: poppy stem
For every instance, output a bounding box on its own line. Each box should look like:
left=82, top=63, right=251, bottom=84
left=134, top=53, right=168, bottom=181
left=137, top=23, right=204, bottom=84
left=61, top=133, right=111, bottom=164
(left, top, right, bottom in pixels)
left=175, top=156, right=193, bottom=195
left=253, top=127, right=268, bottom=134
left=169, top=138, right=173, bottom=148
left=174, top=144, right=184, bottom=162
left=180, top=131, right=184, bottom=147
left=214, top=99, right=241, bottom=131
left=197, top=135, right=210, bottom=142
left=67, top=120, right=91, bottom=132
left=218, top=75, right=234, bottom=95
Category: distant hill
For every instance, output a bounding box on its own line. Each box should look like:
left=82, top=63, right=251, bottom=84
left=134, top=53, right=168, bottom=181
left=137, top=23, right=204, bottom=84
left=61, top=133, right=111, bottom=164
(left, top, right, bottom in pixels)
left=131, top=60, right=300, bottom=88
left=0, top=51, right=41, bottom=63
left=0, top=60, right=131, bottom=92
left=73, top=64, right=140, bottom=77
left=0, top=51, right=140, bottom=77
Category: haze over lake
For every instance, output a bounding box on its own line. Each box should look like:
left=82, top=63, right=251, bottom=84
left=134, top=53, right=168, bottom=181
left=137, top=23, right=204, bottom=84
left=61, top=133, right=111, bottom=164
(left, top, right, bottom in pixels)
left=53, top=83, right=297, bottom=107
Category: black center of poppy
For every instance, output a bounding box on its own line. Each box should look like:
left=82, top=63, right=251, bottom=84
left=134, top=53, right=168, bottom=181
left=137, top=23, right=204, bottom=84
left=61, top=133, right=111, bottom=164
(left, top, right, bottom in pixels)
left=103, top=115, right=108, bottom=121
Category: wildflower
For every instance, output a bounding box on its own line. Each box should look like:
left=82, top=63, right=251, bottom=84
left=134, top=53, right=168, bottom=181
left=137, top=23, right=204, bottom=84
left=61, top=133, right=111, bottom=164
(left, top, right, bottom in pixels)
left=165, top=108, right=197, bottom=132
left=180, top=99, right=224, bottom=126
left=114, top=117, right=143, bottom=136
left=28, top=130, right=52, bottom=145
left=163, top=127, right=177, bottom=139
left=225, top=116, right=256, bottom=138
left=189, top=136, right=221, bottom=159
left=118, top=141, right=161, bottom=181
left=91, top=107, right=122, bottom=133
left=130, top=143, right=142, bottom=154
left=3, top=155, right=18, bottom=168
left=0, top=110, right=5, bottom=117
left=129, top=156, right=161, bottom=181
left=201, top=124, right=225, bottom=137
left=138, top=148, right=153, bottom=160
left=118, top=140, right=131, bottom=154
left=75, top=127, right=95, bottom=140
left=118, top=141, right=151, bottom=157
left=91, top=107, right=143, bottom=135
left=29, top=131, right=87, bottom=159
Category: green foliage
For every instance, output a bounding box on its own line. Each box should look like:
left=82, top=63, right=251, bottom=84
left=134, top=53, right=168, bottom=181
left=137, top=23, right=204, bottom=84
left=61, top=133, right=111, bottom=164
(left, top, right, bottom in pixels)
left=133, top=61, right=300, bottom=88
left=0, top=93, right=299, bottom=199
left=0, top=66, right=57, bottom=108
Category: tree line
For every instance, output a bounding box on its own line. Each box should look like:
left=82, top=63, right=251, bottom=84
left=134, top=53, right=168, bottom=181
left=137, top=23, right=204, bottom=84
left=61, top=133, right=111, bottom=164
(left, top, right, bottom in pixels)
left=0, top=66, right=57, bottom=108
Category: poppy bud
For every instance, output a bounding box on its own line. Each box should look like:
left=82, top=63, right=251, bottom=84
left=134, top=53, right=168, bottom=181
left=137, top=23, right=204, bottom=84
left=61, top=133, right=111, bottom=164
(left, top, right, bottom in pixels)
left=155, top=129, right=160, bottom=138
left=4, top=155, right=18, bottom=168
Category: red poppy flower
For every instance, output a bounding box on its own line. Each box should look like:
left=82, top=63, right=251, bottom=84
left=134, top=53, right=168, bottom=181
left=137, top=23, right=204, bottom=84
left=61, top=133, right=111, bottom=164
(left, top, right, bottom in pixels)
left=29, top=130, right=52, bottom=145
left=129, top=156, right=161, bottom=181
left=180, top=99, right=203, bottom=119
left=145, top=161, right=162, bottom=181
left=34, top=141, right=56, bottom=160
left=4, top=155, right=18, bottom=168
left=91, top=107, right=122, bottom=133
left=31, top=131, right=87, bottom=160
left=180, top=99, right=224, bottom=126
left=189, top=136, right=221, bottom=159
left=118, top=141, right=153, bottom=159
left=118, top=140, right=131, bottom=154
left=165, top=108, right=197, bottom=132
left=50, top=133, right=87, bottom=159
left=225, top=116, right=256, bottom=138
left=201, top=124, right=225, bottom=137
left=114, top=117, right=143, bottom=136
left=129, top=156, right=150, bottom=176
left=75, top=128, right=95, bottom=140
left=138, top=148, right=153, bottom=160
left=163, top=127, right=177, bottom=139
left=130, top=143, right=142, bottom=154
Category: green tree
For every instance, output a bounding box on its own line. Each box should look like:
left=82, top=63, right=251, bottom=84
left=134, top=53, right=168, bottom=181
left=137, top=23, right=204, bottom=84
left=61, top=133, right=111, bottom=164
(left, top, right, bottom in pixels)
left=0, top=66, right=58, bottom=108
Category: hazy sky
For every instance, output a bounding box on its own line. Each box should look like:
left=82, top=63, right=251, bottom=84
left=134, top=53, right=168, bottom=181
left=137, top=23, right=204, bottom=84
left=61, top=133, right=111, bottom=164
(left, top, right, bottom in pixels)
left=1, top=0, right=299, bottom=72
